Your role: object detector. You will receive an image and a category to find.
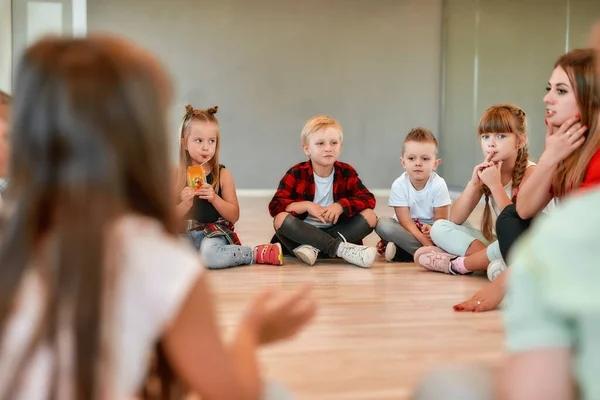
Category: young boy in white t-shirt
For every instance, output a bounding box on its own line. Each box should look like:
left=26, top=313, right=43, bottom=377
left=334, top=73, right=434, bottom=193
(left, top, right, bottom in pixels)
left=375, top=127, right=451, bottom=262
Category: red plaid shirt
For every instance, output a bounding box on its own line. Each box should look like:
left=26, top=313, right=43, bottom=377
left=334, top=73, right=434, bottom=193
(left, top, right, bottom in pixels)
left=268, top=161, right=376, bottom=221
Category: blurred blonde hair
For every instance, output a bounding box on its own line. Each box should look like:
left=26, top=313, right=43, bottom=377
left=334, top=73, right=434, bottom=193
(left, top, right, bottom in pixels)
left=301, top=115, right=343, bottom=145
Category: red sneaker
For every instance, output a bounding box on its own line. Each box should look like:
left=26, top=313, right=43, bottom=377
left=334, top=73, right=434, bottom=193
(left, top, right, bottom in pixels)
left=254, top=243, right=284, bottom=266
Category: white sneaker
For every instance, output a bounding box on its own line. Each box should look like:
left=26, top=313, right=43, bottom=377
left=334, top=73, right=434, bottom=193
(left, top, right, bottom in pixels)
left=337, top=242, right=376, bottom=268
left=487, top=259, right=508, bottom=282
left=293, top=245, right=319, bottom=266
left=384, top=242, right=397, bottom=262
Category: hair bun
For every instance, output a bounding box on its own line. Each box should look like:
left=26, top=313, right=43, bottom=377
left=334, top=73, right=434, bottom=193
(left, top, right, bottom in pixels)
left=184, top=104, right=194, bottom=115
left=207, top=106, right=219, bottom=115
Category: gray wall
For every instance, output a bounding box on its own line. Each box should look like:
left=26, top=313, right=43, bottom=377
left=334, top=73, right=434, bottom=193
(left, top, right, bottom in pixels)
left=11, top=0, right=74, bottom=85
left=88, top=0, right=443, bottom=190
left=0, top=0, right=11, bottom=93
left=442, top=0, right=600, bottom=189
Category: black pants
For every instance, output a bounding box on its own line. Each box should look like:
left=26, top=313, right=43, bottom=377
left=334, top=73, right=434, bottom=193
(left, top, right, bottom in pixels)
left=274, top=213, right=374, bottom=258
left=496, top=204, right=534, bottom=261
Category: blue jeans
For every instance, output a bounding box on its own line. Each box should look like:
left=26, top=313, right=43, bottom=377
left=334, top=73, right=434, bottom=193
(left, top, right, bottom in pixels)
left=184, top=231, right=253, bottom=269
left=375, top=217, right=422, bottom=256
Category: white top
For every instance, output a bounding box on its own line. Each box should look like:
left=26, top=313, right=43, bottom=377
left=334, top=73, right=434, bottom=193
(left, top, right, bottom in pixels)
left=0, top=215, right=203, bottom=399
left=305, top=170, right=335, bottom=228
left=388, top=172, right=452, bottom=225
left=488, top=161, right=547, bottom=215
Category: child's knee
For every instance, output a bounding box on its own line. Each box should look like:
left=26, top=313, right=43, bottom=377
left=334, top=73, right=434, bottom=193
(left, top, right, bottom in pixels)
left=430, top=219, right=454, bottom=242
left=199, top=240, right=216, bottom=265
left=375, top=217, right=394, bottom=236
left=359, top=209, right=377, bottom=228
left=273, top=212, right=290, bottom=230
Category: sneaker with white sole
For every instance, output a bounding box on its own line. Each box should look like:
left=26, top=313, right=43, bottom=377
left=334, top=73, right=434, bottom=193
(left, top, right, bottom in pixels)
left=487, top=259, right=508, bottom=282
left=413, top=246, right=457, bottom=274
left=293, top=245, right=319, bottom=266
left=384, top=242, right=397, bottom=262
left=337, top=242, right=376, bottom=268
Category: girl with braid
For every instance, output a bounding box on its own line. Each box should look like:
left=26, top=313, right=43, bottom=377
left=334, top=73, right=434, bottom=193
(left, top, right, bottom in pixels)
left=414, top=104, right=535, bottom=278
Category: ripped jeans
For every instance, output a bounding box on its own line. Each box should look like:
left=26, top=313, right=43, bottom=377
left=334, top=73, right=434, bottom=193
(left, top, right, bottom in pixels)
left=184, top=230, right=253, bottom=269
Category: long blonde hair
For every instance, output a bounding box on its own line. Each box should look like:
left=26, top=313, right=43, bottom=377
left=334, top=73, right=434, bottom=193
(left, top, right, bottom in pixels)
left=176, top=104, right=221, bottom=194
left=551, top=49, right=600, bottom=198
left=478, top=104, right=529, bottom=241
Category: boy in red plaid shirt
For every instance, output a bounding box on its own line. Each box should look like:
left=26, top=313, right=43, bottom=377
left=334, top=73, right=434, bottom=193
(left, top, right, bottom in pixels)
left=268, top=116, right=378, bottom=268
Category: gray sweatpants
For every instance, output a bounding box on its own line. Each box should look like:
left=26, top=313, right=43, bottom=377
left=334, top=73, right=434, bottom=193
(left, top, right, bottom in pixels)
left=375, top=217, right=423, bottom=255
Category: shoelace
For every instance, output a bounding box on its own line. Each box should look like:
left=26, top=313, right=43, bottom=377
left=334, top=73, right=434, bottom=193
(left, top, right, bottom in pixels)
left=337, top=232, right=369, bottom=261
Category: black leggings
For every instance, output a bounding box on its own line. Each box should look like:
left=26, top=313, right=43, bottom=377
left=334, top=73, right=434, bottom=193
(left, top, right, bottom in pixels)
left=495, top=204, right=534, bottom=261
left=274, top=213, right=374, bottom=257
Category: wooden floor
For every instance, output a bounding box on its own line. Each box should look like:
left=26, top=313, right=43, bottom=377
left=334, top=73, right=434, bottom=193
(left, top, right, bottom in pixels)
left=208, top=196, right=504, bottom=400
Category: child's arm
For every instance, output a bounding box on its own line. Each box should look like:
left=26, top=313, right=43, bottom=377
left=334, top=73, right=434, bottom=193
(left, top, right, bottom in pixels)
left=451, top=154, right=495, bottom=224
left=489, top=165, right=537, bottom=214
left=176, top=187, right=197, bottom=220
left=200, top=168, right=240, bottom=224
left=431, top=177, right=452, bottom=221
left=395, top=207, right=433, bottom=246
left=267, top=166, right=327, bottom=222
left=449, top=179, right=483, bottom=225
left=479, top=162, right=512, bottom=214
left=268, top=167, right=301, bottom=217
left=335, top=166, right=376, bottom=216
left=433, top=205, right=449, bottom=221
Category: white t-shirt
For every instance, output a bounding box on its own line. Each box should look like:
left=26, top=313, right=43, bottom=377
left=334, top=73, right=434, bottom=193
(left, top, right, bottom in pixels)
left=388, top=172, right=451, bottom=225
left=0, top=215, right=203, bottom=399
left=488, top=160, right=556, bottom=215
left=305, top=170, right=335, bottom=228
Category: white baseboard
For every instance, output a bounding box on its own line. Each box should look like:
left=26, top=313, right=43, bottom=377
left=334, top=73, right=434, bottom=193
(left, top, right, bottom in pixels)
left=236, top=189, right=277, bottom=197
left=237, top=189, right=464, bottom=200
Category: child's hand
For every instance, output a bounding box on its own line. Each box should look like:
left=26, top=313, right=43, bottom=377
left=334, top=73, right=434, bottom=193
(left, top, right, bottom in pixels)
left=322, top=203, right=344, bottom=224
left=181, top=187, right=200, bottom=204
left=421, top=224, right=432, bottom=239
left=242, top=284, right=316, bottom=346
left=471, top=152, right=495, bottom=186
left=306, top=202, right=327, bottom=223
left=543, top=115, right=587, bottom=165
left=197, top=183, right=216, bottom=203
left=478, top=161, right=503, bottom=188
